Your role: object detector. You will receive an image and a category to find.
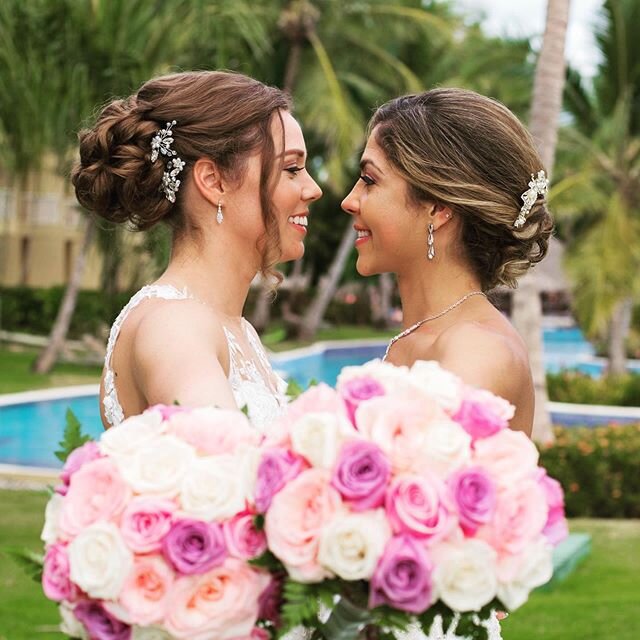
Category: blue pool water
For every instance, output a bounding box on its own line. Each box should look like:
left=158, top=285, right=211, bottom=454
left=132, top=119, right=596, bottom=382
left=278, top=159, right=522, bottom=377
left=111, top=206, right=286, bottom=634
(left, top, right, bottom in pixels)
left=1, top=328, right=639, bottom=468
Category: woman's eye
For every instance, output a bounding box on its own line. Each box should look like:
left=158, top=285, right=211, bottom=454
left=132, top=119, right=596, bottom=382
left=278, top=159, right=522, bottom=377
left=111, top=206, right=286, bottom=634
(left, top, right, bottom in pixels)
left=285, top=166, right=304, bottom=175
left=359, top=174, right=375, bottom=186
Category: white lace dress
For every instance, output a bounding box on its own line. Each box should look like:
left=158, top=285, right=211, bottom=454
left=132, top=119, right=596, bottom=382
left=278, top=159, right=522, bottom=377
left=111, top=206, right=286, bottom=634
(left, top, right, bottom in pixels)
left=102, top=284, right=288, bottom=431
left=102, top=285, right=501, bottom=640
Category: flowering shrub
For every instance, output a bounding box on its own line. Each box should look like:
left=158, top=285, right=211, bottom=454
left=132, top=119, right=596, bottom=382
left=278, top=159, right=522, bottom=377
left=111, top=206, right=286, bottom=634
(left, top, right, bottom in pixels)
left=540, top=424, right=640, bottom=518
left=547, top=370, right=640, bottom=407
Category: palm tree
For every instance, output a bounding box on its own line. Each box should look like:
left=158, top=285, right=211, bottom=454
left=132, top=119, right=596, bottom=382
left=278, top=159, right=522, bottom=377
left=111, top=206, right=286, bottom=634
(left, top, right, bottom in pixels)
left=511, top=0, right=571, bottom=444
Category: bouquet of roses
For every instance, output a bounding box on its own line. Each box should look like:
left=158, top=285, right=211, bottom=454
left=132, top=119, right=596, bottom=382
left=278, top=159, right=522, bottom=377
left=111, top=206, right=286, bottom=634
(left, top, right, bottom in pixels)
left=39, top=405, right=275, bottom=640
left=255, top=360, right=568, bottom=640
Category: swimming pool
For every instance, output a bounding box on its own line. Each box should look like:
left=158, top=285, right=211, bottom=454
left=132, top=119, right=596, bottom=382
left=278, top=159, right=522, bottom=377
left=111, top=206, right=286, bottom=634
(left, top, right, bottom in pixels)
left=2, top=328, right=639, bottom=469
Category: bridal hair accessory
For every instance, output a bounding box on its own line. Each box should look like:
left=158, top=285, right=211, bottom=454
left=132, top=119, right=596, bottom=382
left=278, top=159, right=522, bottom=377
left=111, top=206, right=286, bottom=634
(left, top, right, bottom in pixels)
left=150, top=120, right=185, bottom=203
left=515, top=170, right=548, bottom=228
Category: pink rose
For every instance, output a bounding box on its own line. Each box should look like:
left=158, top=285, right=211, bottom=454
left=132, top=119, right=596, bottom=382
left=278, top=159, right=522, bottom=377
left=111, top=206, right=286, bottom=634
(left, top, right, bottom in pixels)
left=478, top=480, right=548, bottom=556
left=59, top=441, right=102, bottom=495
left=537, top=469, right=569, bottom=546
left=147, top=404, right=190, bottom=421
left=118, top=555, right=174, bottom=626
left=448, top=467, right=497, bottom=536
left=120, top=497, right=176, bottom=553
left=385, top=474, right=455, bottom=544
left=230, top=628, right=270, bottom=640
left=454, top=388, right=515, bottom=440
left=166, top=407, right=260, bottom=456
left=74, top=601, right=131, bottom=640
left=355, top=393, right=447, bottom=473
left=285, top=384, right=348, bottom=425
left=265, top=468, right=342, bottom=582
left=58, top=458, right=130, bottom=539
left=472, top=429, right=539, bottom=489
left=254, top=448, right=308, bottom=513
left=165, top=558, right=270, bottom=640
left=224, top=512, right=267, bottom=560
left=337, top=376, right=386, bottom=426
left=42, top=544, right=77, bottom=602
left=162, top=519, right=227, bottom=575
left=331, top=440, right=391, bottom=511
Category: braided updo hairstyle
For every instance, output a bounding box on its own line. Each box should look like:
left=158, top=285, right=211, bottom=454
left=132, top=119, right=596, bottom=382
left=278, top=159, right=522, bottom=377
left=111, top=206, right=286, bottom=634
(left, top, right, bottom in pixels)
left=72, top=71, right=292, bottom=274
left=369, top=88, right=554, bottom=290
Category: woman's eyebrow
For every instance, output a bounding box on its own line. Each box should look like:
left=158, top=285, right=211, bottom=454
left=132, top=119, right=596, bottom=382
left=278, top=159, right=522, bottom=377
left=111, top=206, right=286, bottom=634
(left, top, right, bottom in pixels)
left=360, top=158, right=384, bottom=174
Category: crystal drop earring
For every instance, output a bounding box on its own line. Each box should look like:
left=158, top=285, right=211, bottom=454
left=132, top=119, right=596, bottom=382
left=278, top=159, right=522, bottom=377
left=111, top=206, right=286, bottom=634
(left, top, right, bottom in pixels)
left=427, top=223, right=435, bottom=260
left=216, top=202, right=223, bottom=225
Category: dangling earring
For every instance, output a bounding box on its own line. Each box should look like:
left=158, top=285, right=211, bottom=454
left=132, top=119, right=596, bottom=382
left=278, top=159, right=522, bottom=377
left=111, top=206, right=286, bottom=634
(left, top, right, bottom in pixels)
left=216, top=202, right=223, bottom=225
left=427, top=223, right=435, bottom=260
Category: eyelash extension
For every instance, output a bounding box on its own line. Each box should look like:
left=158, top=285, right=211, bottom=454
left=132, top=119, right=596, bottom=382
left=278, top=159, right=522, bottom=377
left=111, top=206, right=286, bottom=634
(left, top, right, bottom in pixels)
left=285, top=166, right=305, bottom=174
left=359, top=174, right=375, bottom=185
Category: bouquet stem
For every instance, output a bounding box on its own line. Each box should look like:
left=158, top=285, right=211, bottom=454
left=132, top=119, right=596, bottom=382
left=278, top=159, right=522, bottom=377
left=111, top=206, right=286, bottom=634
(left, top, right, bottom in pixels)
left=318, top=596, right=372, bottom=640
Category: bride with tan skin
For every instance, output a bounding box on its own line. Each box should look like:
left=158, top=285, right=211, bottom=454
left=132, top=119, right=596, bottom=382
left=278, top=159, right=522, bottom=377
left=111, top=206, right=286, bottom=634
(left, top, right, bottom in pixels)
left=342, top=88, right=553, bottom=437
left=72, top=71, right=322, bottom=430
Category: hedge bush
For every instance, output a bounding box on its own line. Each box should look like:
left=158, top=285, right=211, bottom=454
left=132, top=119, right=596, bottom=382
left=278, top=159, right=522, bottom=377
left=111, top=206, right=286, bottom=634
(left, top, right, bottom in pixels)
left=540, top=424, right=640, bottom=518
left=547, top=370, right=640, bottom=406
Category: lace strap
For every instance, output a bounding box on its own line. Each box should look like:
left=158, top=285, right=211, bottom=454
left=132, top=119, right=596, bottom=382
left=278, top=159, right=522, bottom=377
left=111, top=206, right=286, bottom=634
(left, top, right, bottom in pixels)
left=103, top=284, right=191, bottom=428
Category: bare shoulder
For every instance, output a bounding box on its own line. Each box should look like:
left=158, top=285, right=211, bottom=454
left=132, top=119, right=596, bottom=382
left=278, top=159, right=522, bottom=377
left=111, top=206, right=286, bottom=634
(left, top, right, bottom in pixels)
left=430, top=321, right=530, bottom=400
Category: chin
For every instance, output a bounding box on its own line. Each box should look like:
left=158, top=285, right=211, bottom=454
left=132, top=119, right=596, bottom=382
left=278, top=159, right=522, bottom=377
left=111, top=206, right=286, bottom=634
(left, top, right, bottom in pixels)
left=280, top=242, right=305, bottom=263
left=356, top=257, right=381, bottom=277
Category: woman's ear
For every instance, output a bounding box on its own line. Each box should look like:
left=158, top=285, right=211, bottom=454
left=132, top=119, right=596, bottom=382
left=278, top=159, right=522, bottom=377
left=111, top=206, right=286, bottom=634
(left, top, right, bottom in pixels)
left=191, top=158, right=225, bottom=207
left=429, top=202, right=454, bottom=230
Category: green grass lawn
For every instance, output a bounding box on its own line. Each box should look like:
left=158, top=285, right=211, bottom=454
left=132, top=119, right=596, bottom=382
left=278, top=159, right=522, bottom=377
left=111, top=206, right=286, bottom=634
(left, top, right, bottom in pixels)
left=0, top=489, right=637, bottom=640
left=0, top=347, right=102, bottom=394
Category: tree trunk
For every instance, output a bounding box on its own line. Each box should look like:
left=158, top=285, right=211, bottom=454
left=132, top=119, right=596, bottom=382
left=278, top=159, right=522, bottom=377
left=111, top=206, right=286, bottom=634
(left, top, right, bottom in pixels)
left=378, top=272, right=394, bottom=328
left=33, top=218, right=95, bottom=374
left=512, top=0, right=571, bottom=443
left=608, top=297, right=632, bottom=375
left=298, top=224, right=356, bottom=341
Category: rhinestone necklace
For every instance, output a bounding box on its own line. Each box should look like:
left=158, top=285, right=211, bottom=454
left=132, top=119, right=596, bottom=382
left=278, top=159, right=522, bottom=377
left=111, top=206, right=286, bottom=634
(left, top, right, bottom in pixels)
left=383, top=291, right=487, bottom=361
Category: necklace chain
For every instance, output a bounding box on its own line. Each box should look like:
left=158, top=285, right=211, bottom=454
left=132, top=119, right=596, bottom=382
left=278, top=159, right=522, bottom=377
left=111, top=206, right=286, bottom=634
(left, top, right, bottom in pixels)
left=383, top=291, right=486, bottom=361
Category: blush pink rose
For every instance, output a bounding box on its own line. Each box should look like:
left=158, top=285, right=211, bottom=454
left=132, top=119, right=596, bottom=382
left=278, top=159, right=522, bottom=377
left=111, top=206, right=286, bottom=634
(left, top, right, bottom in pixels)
left=454, top=388, right=515, bottom=440
left=265, top=468, right=342, bottom=582
left=355, top=392, right=447, bottom=473
left=536, top=469, right=569, bottom=546
left=165, top=558, right=270, bottom=640
left=385, top=474, right=456, bottom=544
left=337, top=376, right=386, bottom=426
left=224, top=512, right=267, bottom=560
left=147, top=404, right=190, bottom=421
left=478, top=480, right=548, bottom=556
left=118, top=555, right=174, bottom=626
left=42, top=543, right=78, bottom=602
left=166, top=407, right=260, bottom=456
left=58, top=458, right=130, bottom=539
left=285, top=384, right=348, bottom=425
left=472, top=429, right=540, bottom=489
left=120, top=497, right=176, bottom=553
left=59, top=441, right=103, bottom=495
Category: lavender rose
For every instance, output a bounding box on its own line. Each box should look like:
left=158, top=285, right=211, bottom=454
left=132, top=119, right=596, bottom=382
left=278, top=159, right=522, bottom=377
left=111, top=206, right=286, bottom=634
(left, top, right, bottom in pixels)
left=331, top=440, right=391, bottom=510
left=254, top=448, right=307, bottom=513
left=448, top=468, right=497, bottom=536
left=74, top=601, right=131, bottom=640
left=161, top=519, right=227, bottom=575
left=369, top=535, right=434, bottom=614
left=338, top=376, right=386, bottom=426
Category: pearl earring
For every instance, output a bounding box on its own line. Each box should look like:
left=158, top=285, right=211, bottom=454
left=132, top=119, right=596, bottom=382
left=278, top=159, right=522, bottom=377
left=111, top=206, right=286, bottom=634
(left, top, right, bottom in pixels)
left=427, top=223, right=435, bottom=260
left=216, top=202, right=223, bottom=225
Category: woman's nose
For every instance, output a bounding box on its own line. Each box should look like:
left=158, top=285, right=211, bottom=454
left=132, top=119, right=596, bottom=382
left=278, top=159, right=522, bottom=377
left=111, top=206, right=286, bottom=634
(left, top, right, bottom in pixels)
left=341, top=186, right=359, bottom=216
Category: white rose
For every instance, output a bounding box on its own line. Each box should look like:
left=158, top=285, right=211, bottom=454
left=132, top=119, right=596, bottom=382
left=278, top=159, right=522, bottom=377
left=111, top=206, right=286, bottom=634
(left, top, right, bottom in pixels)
left=291, top=412, right=355, bottom=469
left=180, top=455, right=246, bottom=520
left=497, top=536, right=553, bottom=610
left=418, top=419, right=472, bottom=475
left=41, top=493, right=63, bottom=544
left=68, top=521, right=133, bottom=600
left=132, top=626, right=176, bottom=640
left=59, top=602, right=89, bottom=640
left=318, top=510, right=391, bottom=580
left=238, top=444, right=262, bottom=501
left=409, top=361, right=464, bottom=415
left=432, top=539, right=498, bottom=612
left=99, top=411, right=165, bottom=461
left=121, top=435, right=196, bottom=497
left=337, top=359, right=412, bottom=393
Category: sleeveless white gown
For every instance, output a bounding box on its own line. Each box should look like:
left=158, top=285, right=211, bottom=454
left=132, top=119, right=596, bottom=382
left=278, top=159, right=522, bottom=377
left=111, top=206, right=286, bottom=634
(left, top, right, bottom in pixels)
left=102, top=284, right=502, bottom=640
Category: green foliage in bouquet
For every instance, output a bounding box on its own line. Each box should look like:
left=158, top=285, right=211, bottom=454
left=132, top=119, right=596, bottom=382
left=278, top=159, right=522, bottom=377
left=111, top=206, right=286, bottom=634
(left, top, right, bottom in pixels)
left=54, top=409, right=93, bottom=462
left=540, top=424, right=640, bottom=518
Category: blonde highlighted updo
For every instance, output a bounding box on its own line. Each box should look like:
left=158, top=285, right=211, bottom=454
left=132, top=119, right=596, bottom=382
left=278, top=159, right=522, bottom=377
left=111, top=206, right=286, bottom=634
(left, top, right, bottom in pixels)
left=71, top=71, right=292, bottom=275
left=370, top=88, right=554, bottom=290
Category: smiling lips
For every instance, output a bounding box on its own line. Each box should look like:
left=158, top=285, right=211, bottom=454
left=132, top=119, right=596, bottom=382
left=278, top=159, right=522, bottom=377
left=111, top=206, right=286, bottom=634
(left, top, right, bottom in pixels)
left=288, top=214, right=308, bottom=232
left=354, top=226, right=372, bottom=246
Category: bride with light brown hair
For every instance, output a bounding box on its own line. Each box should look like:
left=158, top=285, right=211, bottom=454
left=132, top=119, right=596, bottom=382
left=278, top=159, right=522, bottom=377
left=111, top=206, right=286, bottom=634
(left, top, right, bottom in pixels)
left=342, top=88, right=553, bottom=439
left=72, top=70, right=322, bottom=430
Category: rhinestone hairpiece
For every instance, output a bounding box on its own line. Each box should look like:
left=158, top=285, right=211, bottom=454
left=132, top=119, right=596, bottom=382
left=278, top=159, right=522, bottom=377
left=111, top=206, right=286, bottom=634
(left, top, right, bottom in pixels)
left=514, top=170, right=548, bottom=228
left=150, top=120, right=184, bottom=202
